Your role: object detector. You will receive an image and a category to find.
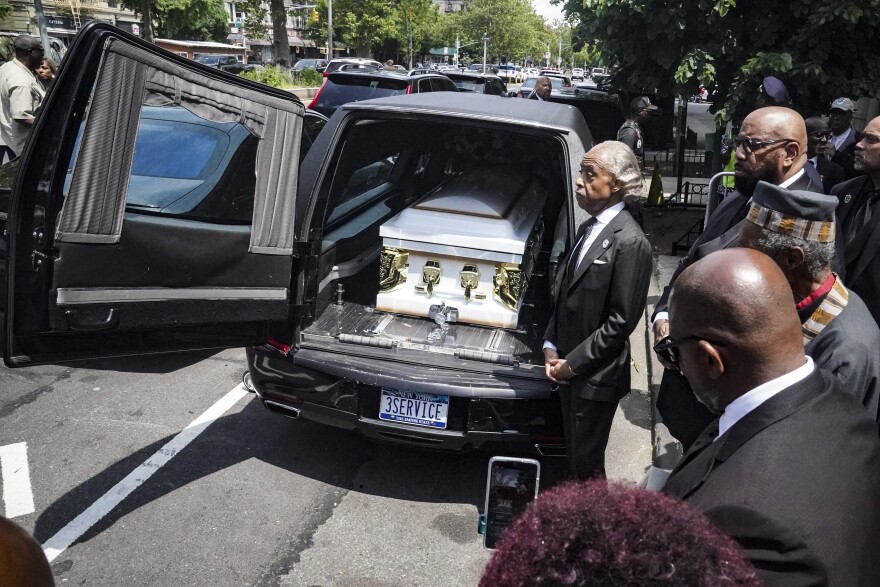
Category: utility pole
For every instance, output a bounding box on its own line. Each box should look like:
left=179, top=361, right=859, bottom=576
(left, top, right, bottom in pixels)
left=482, top=35, right=488, bottom=74
left=557, top=33, right=562, bottom=69
left=32, top=0, right=51, bottom=53
left=327, top=0, right=333, bottom=60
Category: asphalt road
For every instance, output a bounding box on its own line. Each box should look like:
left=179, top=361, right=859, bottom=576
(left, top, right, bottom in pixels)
left=0, top=344, right=651, bottom=586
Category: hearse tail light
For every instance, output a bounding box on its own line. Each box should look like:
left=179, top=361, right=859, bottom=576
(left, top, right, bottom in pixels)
left=266, top=338, right=291, bottom=354
left=406, top=84, right=413, bottom=94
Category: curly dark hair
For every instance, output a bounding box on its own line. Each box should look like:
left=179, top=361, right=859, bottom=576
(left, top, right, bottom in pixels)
left=480, top=480, right=760, bottom=587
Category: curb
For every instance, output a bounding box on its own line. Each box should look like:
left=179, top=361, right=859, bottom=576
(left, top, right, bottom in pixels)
left=286, top=87, right=321, bottom=101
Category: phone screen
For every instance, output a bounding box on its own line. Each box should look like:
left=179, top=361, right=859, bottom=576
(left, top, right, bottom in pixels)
left=483, top=458, right=540, bottom=549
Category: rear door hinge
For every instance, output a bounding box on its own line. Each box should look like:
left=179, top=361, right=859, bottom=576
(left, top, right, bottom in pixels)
left=291, top=240, right=321, bottom=259
left=289, top=303, right=314, bottom=319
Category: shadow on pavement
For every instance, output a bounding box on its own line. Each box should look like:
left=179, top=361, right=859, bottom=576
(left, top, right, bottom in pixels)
left=68, top=350, right=225, bottom=374
left=618, top=390, right=652, bottom=431
left=33, top=398, right=497, bottom=548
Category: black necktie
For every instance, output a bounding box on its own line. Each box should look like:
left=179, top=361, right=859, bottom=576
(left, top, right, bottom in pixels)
left=567, top=217, right=598, bottom=276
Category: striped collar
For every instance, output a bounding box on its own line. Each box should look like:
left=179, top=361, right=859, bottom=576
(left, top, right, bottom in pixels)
left=802, top=274, right=849, bottom=344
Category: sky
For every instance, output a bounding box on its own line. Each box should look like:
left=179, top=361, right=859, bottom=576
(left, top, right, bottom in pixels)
left=531, top=0, right=565, bottom=23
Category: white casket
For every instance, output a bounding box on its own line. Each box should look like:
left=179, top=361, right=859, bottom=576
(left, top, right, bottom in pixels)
left=376, top=168, right=546, bottom=329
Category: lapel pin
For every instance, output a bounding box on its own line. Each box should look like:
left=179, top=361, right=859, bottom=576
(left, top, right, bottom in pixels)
left=844, top=194, right=852, bottom=203
left=602, top=239, right=610, bottom=249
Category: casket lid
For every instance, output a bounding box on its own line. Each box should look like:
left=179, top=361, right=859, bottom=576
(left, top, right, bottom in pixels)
left=380, top=167, right=545, bottom=255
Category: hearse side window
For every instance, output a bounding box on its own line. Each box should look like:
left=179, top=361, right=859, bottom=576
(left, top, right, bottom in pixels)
left=64, top=105, right=258, bottom=223
left=326, top=154, right=399, bottom=226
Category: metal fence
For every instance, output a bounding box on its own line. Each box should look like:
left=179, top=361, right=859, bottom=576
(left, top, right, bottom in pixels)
left=649, top=148, right=713, bottom=178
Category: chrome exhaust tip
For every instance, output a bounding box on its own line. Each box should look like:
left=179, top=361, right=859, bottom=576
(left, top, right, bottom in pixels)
left=242, top=371, right=257, bottom=393
left=263, top=400, right=301, bottom=419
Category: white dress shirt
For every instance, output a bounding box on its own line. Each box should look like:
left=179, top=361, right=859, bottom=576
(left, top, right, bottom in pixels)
left=651, top=169, right=807, bottom=326
left=716, top=357, right=814, bottom=440
left=831, top=127, right=854, bottom=151
left=544, top=201, right=625, bottom=352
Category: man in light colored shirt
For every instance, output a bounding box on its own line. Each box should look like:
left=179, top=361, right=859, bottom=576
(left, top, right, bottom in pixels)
left=660, top=247, right=880, bottom=585
left=0, top=35, right=45, bottom=158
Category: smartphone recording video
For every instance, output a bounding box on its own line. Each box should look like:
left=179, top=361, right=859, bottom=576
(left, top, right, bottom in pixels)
left=483, top=457, right=540, bottom=549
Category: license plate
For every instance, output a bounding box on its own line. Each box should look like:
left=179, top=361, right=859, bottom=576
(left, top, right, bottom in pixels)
left=379, top=389, right=449, bottom=429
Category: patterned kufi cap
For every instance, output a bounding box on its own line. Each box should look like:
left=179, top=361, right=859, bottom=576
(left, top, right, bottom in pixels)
left=746, top=181, right=836, bottom=243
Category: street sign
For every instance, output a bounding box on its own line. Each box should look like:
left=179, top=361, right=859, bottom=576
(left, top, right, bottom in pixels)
left=481, top=35, right=490, bottom=42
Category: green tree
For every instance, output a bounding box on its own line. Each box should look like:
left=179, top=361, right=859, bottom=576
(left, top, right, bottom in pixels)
left=121, top=0, right=229, bottom=42
left=392, top=0, right=439, bottom=68
left=269, top=0, right=292, bottom=67
left=453, top=0, right=544, bottom=63
left=563, top=0, right=880, bottom=124
left=239, top=0, right=269, bottom=40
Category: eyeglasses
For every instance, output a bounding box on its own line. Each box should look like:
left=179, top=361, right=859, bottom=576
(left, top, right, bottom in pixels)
left=809, top=132, right=832, bottom=141
left=653, top=335, right=719, bottom=370
left=733, top=136, right=792, bottom=155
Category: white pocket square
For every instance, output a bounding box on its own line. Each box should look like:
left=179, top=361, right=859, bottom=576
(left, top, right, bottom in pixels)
left=593, top=260, right=608, bottom=265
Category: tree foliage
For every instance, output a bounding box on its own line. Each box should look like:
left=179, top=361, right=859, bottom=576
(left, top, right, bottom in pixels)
left=239, top=0, right=269, bottom=40
left=121, top=0, right=229, bottom=42
left=444, top=0, right=546, bottom=63
left=564, top=0, right=880, bottom=123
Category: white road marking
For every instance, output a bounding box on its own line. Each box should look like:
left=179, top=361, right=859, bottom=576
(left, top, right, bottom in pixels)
left=42, top=384, right=250, bottom=562
left=0, top=442, right=36, bottom=518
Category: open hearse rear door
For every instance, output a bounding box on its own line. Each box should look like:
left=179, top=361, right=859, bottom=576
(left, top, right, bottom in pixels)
left=4, top=23, right=309, bottom=366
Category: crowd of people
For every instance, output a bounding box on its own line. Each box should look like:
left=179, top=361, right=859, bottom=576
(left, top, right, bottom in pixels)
left=494, top=79, right=880, bottom=585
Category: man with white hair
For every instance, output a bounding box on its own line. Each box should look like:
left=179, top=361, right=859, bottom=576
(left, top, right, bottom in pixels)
left=544, top=141, right=653, bottom=479
left=0, top=34, right=45, bottom=157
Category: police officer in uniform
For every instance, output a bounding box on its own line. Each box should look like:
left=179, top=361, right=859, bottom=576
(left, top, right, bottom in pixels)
left=617, top=96, right=657, bottom=164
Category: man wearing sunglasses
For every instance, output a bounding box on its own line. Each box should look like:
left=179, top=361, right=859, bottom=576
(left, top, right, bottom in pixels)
left=652, top=107, right=821, bottom=450
left=804, top=117, right=845, bottom=193
left=660, top=248, right=880, bottom=585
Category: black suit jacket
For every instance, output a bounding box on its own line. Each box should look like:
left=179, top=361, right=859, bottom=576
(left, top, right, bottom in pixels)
left=834, top=175, right=880, bottom=324
left=653, top=171, right=821, bottom=318
left=544, top=210, right=652, bottom=402
left=815, top=156, right=846, bottom=193
left=663, top=369, right=880, bottom=586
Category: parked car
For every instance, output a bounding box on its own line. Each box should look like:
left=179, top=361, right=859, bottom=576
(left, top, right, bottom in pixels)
left=4, top=23, right=604, bottom=457
left=590, top=67, right=606, bottom=79
left=517, top=75, right=570, bottom=98
left=571, top=67, right=584, bottom=81
left=194, top=54, right=256, bottom=74
left=441, top=71, right=509, bottom=96
left=307, top=70, right=458, bottom=118
left=293, top=58, right=328, bottom=72
left=0, top=31, right=67, bottom=65
left=323, top=57, right=384, bottom=77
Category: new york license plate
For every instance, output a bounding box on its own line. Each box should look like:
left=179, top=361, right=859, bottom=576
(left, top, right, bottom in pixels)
left=379, top=389, right=449, bottom=429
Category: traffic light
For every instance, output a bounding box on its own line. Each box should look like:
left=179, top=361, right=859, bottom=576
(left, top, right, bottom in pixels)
left=310, top=9, right=319, bottom=23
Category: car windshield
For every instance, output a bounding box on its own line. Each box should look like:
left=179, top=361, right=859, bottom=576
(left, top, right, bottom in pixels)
left=130, top=119, right=227, bottom=180
left=195, top=55, right=219, bottom=65
left=295, top=60, right=319, bottom=69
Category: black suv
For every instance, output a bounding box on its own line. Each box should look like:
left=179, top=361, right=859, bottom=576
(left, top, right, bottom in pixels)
left=3, top=24, right=600, bottom=457
left=307, top=70, right=459, bottom=118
